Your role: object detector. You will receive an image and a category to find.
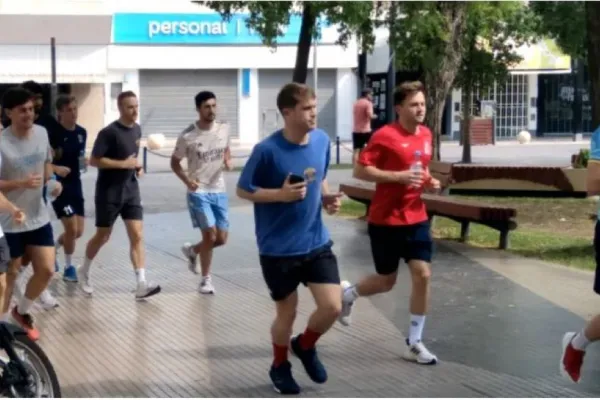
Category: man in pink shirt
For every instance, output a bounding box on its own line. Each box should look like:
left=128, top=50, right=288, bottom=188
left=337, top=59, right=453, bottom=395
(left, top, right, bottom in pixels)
left=352, top=89, right=376, bottom=165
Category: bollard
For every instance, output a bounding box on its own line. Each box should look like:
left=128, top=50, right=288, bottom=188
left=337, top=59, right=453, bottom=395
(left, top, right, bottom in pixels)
left=143, top=147, right=148, bottom=174
left=336, top=136, right=340, bottom=165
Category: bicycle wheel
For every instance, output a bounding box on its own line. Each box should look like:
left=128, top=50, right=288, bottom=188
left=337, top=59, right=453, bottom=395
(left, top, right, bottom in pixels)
left=8, top=333, right=61, bottom=398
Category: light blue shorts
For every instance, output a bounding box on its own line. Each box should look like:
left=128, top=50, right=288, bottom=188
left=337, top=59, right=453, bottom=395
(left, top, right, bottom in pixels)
left=187, top=192, right=229, bottom=231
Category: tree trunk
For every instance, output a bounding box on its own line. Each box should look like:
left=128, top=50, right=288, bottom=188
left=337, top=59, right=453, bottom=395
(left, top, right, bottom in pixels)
left=423, top=2, right=469, bottom=161
left=586, top=1, right=600, bottom=129
left=461, top=84, right=473, bottom=163
left=292, top=3, right=317, bottom=84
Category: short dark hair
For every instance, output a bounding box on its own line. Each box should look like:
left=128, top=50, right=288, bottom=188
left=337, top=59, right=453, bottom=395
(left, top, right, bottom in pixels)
left=1, top=87, right=35, bottom=110
left=21, top=80, right=43, bottom=96
left=394, top=81, right=425, bottom=106
left=117, top=90, right=137, bottom=106
left=56, top=95, right=76, bottom=111
left=361, top=88, right=372, bottom=97
left=195, top=91, right=216, bottom=108
left=276, top=83, right=315, bottom=113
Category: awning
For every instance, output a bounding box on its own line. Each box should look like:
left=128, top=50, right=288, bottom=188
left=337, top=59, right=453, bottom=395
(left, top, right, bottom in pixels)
left=0, top=15, right=112, bottom=45
left=0, top=73, right=107, bottom=84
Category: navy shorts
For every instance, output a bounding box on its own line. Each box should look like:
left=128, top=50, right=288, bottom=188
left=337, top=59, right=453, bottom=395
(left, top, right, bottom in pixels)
left=95, top=198, right=143, bottom=228
left=0, top=236, right=10, bottom=273
left=593, top=221, right=600, bottom=295
left=4, top=223, right=55, bottom=260
left=368, top=221, right=433, bottom=275
left=52, top=193, right=85, bottom=219
left=259, top=241, right=340, bottom=302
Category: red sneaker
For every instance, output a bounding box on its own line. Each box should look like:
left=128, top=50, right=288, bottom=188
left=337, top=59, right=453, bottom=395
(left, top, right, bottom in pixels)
left=10, top=307, right=40, bottom=341
left=560, top=332, right=585, bottom=383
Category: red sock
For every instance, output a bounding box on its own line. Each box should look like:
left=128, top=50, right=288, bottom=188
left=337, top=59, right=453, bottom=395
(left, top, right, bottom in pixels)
left=273, top=343, right=288, bottom=367
left=299, top=328, right=322, bottom=350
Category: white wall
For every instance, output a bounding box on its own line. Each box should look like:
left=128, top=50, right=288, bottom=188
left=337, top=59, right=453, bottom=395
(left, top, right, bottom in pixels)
left=336, top=69, right=357, bottom=141
left=366, top=27, right=390, bottom=74
left=107, top=43, right=357, bottom=70
left=0, top=45, right=108, bottom=83
left=237, top=68, right=259, bottom=145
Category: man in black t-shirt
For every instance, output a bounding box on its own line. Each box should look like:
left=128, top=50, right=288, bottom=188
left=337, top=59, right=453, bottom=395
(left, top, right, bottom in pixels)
left=80, top=91, right=161, bottom=300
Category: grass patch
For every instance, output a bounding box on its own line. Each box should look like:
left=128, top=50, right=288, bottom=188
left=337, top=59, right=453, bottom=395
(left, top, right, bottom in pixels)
left=339, top=196, right=597, bottom=270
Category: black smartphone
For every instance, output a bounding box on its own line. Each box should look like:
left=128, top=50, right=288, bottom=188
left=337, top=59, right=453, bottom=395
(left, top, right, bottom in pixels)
left=289, top=174, right=305, bottom=184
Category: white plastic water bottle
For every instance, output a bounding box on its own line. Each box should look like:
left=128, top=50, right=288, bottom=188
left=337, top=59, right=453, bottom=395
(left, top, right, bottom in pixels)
left=79, top=150, right=87, bottom=173
left=46, top=175, right=60, bottom=202
left=409, top=151, right=422, bottom=188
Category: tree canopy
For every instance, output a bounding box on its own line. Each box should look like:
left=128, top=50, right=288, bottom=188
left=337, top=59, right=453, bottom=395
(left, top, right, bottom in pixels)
left=202, top=1, right=378, bottom=83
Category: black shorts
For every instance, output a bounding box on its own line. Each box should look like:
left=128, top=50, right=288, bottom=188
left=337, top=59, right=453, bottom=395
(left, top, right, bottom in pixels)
left=95, top=198, right=143, bottom=228
left=0, top=236, right=10, bottom=273
left=368, top=221, right=433, bottom=275
left=4, top=223, right=55, bottom=260
left=52, top=193, right=85, bottom=219
left=593, top=221, right=600, bottom=295
left=259, top=242, right=340, bottom=302
left=352, top=131, right=373, bottom=150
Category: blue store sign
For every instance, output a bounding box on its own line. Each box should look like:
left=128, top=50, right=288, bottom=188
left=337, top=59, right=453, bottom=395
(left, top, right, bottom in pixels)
left=112, top=13, right=320, bottom=45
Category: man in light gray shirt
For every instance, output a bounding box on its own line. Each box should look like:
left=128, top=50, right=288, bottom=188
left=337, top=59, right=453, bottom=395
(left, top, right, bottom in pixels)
left=0, top=86, right=62, bottom=341
left=171, top=91, right=232, bottom=295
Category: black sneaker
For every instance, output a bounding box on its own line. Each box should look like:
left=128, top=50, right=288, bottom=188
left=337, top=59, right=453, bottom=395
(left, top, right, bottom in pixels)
left=269, top=361, right=301, bottom=395
left=290, top=334, right=328, bottom=384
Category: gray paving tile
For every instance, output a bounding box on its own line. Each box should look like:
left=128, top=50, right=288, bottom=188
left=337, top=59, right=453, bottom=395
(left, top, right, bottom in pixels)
left=25, top=207, right=600, bottom=397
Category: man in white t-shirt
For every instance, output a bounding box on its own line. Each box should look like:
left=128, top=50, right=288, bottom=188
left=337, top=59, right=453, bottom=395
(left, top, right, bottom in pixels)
left=170, top=91, right=232, bottom=294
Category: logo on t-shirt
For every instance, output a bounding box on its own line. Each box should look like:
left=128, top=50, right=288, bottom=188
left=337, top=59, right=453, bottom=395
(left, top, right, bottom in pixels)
left=303, top=167, right=317, bottom=182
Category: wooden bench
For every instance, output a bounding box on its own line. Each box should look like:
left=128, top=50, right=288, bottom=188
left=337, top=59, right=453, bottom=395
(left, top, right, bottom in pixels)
left=339, top=161, right=518, bottom=249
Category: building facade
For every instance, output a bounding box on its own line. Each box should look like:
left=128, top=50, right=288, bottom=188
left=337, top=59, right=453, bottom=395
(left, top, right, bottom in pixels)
left=0, top=0, right=358, bottom=147
left=366, top=28, right=586, bottom=140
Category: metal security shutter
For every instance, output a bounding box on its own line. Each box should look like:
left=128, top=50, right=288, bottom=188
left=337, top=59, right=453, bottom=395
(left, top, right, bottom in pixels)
left=258, top=69, right=337, bottom=139
left=139, top=70, right=238, bottom=138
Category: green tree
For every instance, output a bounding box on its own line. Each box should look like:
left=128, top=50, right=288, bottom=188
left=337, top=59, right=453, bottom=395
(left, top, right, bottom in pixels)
left=456, top=1, right=538, bottom=163
left=390, top=1, right=470, bottom=160
left=531, top=1, right=600, bottom=128
left=199, top=1, right=377, bottom=84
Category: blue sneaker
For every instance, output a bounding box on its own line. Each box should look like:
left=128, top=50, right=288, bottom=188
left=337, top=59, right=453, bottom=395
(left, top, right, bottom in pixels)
left=269, top=361, right=300, bottom=395
left=290, top=334, right=328, bottom=384
left=63, top=265, right=78, bottom=283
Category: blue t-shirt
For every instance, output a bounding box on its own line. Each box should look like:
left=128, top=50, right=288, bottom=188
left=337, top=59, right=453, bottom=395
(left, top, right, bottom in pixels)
left=590, top=126, right=600, bottom=220
left=237, top=129, right=331, bottom=257
left=48, top=123, right=87, bottom=195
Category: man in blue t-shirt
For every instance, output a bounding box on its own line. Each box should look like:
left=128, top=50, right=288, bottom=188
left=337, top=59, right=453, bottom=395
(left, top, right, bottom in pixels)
left=48, top=95, right=87, bottom=283
left=560, top=126, right=600, bottom=383
left=237, top=82, right=343, bottom=395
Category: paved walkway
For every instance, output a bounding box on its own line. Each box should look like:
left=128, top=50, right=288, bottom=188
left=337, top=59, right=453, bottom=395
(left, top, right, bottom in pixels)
left=30, top=205, right=600, bottom=397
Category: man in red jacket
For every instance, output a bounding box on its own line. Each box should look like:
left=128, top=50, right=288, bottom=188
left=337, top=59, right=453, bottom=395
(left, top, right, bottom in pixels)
left=338, top=81, right=441, bottom=365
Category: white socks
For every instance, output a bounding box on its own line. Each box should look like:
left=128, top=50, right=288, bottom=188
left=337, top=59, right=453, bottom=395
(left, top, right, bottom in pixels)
left=572, top=331, right=591, bottom=351
left=82, top=257, right=92, bottom=272
left=17, top=297, right=34, bottom=315
left=409, top=314, right=426, bottom=345
left=135, top=268, right=146, bottom=284
left=65, top=254, right=72, bottom=267
left=343, top=285, right=359, bottom=303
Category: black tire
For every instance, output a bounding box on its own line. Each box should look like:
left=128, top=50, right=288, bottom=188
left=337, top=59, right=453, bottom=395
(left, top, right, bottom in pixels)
left=11, top=333, right=61, bottom=398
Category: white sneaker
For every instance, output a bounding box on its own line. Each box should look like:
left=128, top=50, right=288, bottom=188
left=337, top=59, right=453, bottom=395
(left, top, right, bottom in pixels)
left=402, top=339, right=438, bottom=365
left=198, top=276, right=215, bottom=295
left=135, top=281, right=161, bottom=300
left=38, top=289, right=59, bottom=310
left=181, top=242, right=199, bottom=274
left=339, top=280, right=355, bottom=326
left=79, top=267, right=94, bottom=295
